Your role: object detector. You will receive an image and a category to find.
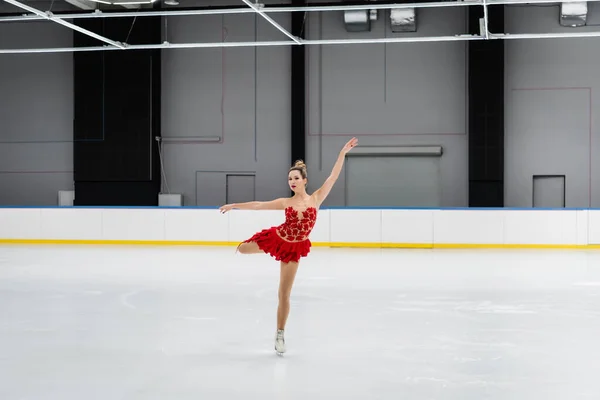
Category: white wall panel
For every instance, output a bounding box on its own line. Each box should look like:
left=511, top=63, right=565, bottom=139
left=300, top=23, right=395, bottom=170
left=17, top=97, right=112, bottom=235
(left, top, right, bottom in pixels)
left=503, top=210, right=578, bottom=245
left=0, top=209, right=41, bottom=239
left=330, top=210, right=381, bottom=244
left=40, top=208, right=102, bottom=240
left=587, top=210, right=600, bottom=244
left=164, top=209, right=228, bottom=242
left=434, top=210, right=505, bottom=245
left=101, top=209, right=166, bottom=241
left=381, top=209, right=433, bottom=245
left=576, top=210, right=589, bottom=246
left=310, top=209, right=330, bottom=243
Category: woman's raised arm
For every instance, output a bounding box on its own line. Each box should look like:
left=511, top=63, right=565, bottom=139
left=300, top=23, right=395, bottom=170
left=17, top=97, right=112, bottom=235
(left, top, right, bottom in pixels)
left=313, top=137, right=358, bottom=206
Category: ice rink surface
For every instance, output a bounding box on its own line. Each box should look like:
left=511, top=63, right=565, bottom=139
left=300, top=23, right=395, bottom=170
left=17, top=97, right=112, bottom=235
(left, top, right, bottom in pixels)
left=1, top=245, right=600, bottom=400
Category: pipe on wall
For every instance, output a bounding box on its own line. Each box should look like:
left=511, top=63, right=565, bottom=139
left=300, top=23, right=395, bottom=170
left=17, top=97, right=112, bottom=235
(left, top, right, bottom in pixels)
left=291, top=0, right=306, bottom=173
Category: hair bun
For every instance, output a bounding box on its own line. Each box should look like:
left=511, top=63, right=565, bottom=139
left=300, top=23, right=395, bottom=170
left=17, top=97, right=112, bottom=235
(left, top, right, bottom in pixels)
left=289, top=159, right=308, bottom=179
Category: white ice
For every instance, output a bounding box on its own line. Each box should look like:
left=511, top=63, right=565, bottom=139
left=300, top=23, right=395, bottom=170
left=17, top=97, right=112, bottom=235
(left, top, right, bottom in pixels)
left=1, top=245, right=600, bottom=399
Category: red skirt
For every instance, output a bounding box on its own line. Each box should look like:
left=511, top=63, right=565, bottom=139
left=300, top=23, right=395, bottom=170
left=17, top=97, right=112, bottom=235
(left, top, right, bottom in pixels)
left=240, top=226, right=311, bottom=263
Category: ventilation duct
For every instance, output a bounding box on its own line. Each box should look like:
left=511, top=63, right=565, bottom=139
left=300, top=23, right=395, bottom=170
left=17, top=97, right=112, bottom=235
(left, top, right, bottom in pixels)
left=390, top=8, right=417, bottom=33
left=559, top=2, right=587, bottom=27
left=343, top=9, right=371, bottom=32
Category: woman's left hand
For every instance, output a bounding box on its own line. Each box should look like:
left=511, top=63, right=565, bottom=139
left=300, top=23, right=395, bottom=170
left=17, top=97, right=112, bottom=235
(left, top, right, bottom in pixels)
left=340, top=137, right=358, bottom=155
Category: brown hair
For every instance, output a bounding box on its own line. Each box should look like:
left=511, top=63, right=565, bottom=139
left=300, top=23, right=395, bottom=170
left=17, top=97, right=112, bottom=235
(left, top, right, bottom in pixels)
left=289, top=159, right=307, bottom=179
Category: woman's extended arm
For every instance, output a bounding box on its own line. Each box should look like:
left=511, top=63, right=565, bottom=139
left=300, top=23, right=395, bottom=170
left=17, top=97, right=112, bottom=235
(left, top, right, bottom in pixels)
left=313, top=137, right=358, bottom=206
left=219, top=198, right=286, bottom=214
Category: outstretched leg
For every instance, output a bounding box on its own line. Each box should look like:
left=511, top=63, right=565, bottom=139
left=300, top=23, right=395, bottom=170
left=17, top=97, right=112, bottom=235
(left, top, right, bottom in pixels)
left=236, top=241, right=262, bottom=254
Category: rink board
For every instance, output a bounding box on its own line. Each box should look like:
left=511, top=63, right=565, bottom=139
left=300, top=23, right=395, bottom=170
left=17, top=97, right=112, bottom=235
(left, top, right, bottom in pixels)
left=2, top=207, right=600, bottom=249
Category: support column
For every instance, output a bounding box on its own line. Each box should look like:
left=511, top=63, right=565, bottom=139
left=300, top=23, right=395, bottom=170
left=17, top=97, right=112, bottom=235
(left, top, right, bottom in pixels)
left=468, top=5, right=504, bottom=206
left=72, top=13, right=161, bottom=206
left=291, top=0, right=306, bottom=166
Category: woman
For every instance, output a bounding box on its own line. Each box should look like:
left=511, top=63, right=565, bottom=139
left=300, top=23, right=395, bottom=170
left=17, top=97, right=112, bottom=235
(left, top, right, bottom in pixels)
left=219, top=137, right=358, bottom=355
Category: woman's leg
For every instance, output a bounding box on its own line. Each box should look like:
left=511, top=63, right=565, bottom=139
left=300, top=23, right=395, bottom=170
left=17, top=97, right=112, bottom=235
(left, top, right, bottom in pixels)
left=236, top=241, right=262, bottom=254
left=275, top=260, right=299, bottom=354
left=277, top=260, right=300, bottom=330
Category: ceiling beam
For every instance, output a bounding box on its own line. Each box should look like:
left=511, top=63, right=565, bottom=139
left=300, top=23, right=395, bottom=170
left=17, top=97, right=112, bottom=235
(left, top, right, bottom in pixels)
left=2, top=0, right=125, bottom=49
left=240, top=0, right=302, bottom=44
left=0, top=0, right=481, bottom=22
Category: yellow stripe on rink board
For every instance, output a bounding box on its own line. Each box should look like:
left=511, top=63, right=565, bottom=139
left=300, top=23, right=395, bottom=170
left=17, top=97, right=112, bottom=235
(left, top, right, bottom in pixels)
left=432, top=243, right=595, bottom=250
left=320, top=242, right=434, bottom=249
left=321, top=242, right=600, bottom=249
left=1, top=238, right=600, bottom=249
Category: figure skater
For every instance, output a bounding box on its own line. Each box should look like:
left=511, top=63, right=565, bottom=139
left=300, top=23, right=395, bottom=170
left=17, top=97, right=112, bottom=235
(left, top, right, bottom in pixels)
left=219, top=137, right=358, bottom=355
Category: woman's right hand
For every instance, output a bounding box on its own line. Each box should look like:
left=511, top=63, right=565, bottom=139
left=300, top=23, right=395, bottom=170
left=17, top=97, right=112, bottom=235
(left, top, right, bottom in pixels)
left=219, top=204, right=235, bottom=214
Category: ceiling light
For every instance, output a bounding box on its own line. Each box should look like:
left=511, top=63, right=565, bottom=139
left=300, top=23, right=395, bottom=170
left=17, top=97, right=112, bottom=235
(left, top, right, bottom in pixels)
left=88, top=0, right=158, bottom=5
left=559, top=2, right=587, bottom=27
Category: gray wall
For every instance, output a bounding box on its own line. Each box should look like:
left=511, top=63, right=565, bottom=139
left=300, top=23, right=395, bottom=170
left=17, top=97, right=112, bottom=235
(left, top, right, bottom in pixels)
left=0, top=21, right=74, bottom=206
left=505, top=4, right=600, bottom=208
left=16, top=3, right=600, bottom=208
left=0, top=5, right=469, bottom=207
left=305, top=7, right=468, bottom=207
left=163, top=6, right=469, bottom=207
left=161, top=11, right=292, bottom=206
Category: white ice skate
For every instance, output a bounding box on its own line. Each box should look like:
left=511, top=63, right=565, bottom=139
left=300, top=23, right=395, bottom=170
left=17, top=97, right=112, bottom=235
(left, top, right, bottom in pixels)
left=275, top=329, right=286, bottom=355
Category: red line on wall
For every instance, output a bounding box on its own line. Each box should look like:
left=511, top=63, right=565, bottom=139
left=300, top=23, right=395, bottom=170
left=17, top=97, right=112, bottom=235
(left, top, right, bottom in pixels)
left=307, top=132, right=465, bottom=137
left=511, top=87, right=593, bottom=207
left=512, top=87, right=591, bottom=91
left=0, top=171, right=73, bottom=174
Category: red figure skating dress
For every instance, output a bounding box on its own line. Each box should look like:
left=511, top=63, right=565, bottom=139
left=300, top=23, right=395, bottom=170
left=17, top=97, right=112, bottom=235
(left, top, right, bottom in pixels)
left=240, top=206, right=317, bottom=263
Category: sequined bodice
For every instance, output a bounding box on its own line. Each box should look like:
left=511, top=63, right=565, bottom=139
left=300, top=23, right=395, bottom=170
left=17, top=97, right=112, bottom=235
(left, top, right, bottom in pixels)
left=276, top=207, right=317, bottom=242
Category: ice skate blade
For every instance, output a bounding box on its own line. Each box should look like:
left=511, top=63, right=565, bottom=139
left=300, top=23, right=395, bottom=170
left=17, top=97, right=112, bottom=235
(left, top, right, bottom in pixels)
left=276, top=351, right=284, bottom=356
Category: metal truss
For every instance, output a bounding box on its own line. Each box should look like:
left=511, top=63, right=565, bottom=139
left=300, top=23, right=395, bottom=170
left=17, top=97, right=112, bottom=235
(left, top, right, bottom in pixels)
left=1, top=0, right=600, bottom=54
left=240, top=0, right=302, bottom=44
left=2, top=0, right=126, bottom=49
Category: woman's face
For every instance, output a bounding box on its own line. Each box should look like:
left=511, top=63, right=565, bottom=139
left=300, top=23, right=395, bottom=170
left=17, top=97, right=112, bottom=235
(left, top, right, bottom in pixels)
left=288, top=170, right=306, bottom=192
